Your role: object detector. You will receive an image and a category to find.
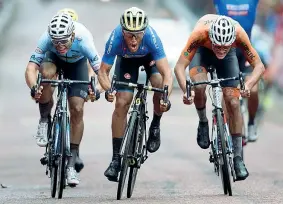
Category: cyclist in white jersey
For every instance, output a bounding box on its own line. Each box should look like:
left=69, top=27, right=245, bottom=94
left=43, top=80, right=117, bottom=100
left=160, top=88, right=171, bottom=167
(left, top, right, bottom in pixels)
left=25, top=13, right=101, bottom=186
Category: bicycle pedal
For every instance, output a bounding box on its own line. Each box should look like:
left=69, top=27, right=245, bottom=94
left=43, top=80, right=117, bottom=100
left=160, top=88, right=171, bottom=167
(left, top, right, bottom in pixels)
left=40, top=157, right=48, bottom=166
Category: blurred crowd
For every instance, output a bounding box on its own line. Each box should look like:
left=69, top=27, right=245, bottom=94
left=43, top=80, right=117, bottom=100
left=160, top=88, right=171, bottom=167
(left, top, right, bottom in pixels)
left=184, top=0, right=281, bottom=35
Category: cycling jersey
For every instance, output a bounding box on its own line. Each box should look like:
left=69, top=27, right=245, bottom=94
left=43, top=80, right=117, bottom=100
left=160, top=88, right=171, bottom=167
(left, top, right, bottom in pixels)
left=29, top=21, right=101, bottom=72
left=214, top=0, right=259, bottom=38
left=102, top=25, right=166, bottom=65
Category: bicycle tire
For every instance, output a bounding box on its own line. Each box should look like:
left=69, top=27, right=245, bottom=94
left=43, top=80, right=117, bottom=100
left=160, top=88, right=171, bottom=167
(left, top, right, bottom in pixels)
left=57, top=112, right=67, bottom=199
left=50, top=118, right=58, bottom=198
left=217, top=109, right=232, bottom=196
left=117, top=111, right=138, bottom=200
left=127, top=113, right=145, bottom=198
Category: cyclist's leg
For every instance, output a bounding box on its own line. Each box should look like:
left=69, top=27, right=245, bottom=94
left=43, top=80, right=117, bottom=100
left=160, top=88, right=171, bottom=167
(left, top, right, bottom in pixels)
left=64, top=57, right=89, bottom=184
left=237, top=49, right=259, bottom=141
left=189, top=47, right=210, bottom=149
left=35, top=51, right=58, bottom=147
left=216, top=48, right=248, bottom=180
left=104, top=56, right=138, bottom=182
left=142, top=56, right=163, bottom=153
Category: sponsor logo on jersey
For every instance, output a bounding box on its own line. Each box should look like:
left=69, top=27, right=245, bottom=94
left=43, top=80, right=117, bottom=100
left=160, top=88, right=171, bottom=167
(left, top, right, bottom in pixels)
left=107, top=30, right=115, bottom=54
left=124, top=73, right=131, bottom=79
left=35, top=47, right=43, bottom=54
left=226, top=4, right=249, bottom=16
left=30, top=55, right=43, bottom=63
left=148, top=27, right=159, bottom=49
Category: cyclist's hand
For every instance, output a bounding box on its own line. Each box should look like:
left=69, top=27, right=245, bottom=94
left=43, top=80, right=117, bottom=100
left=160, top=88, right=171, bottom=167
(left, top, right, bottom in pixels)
left=30, top=85, right=43, bottom=101
left=239, top=83, right=251, bottom=98
left=105, top=89, right=117, bottom=102
left=160, top=99, right=171, bottom=112
left=87, top=86, right=100, bottom=102
left=183, top=91, right=195, bottom=105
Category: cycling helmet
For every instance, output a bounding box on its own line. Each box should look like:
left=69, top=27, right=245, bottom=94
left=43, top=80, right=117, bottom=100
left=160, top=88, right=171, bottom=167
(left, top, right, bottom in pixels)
left=48, top=13, right=75, bottom=39
left=120, top=7, right=148, bottom=32
left=57, top=8, right=79, bottom=21
left=209, top=16, right=236, bottom=46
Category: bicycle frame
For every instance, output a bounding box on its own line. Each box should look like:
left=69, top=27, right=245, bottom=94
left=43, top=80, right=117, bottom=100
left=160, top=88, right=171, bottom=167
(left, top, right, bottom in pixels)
left=52, top=70, right=71, bottom=158
left=208, top=68, right=234, bottom=173
left=119, top=77, right=149, bottom=164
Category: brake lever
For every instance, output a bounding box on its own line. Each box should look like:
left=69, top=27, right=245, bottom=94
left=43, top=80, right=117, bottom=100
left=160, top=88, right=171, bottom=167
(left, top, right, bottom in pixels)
left=110, top=75, right=116, bottom=92
left=186, top=77, right=192, bottom=98
left=239, top=72, right=245, bottom=91
left=90, top=76, right=96, bottom=92
left=163, top=85, right=168, bottom=103
left=35, top=73, right=42, bottom=104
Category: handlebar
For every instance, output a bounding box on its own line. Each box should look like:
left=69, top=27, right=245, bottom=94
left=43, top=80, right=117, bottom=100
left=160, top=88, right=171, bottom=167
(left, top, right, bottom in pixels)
left=110, top=75, right=169, bottom=102
left=36, top=73, right=96, bottom=91
left=186, top=72, right=245, bottom=98
left=35, top=73, right=96, bottom=103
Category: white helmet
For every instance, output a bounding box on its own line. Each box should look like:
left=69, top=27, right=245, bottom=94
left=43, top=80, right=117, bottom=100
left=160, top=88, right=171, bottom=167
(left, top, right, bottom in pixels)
left=209, top=16, right=236, bottom=46
left=48, top=13, right=74, bottom=39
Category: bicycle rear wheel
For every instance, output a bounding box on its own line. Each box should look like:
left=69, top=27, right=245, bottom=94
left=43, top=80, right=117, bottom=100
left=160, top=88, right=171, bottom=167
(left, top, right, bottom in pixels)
left=57, top=112, right=68, bottom=199
left=127, top=114, right=145, bottom=198
left=217, top=109, right=232, bottom=196
left=117, top=111, right=138, bottom=200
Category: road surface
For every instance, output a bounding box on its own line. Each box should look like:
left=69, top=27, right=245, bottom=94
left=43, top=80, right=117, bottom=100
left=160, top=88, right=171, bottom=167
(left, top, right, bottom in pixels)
left=0, top=0, right=282, bottom=203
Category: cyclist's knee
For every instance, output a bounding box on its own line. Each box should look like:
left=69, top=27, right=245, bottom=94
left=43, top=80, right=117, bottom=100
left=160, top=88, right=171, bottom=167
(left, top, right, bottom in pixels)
left=150, top=73, right=162, bottom=88
left=223, top=87, right=240, bottom=110
left=40, top=62, right=57, bottom=80
left=190, top=66, right=207, bottom=94
left=69, top=101, right=84, bottom=120
left=114, top=92, right=133, bottom=117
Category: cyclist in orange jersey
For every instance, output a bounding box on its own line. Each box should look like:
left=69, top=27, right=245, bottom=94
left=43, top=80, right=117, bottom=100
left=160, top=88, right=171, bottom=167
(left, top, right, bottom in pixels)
left=174, top=14, right=265, bottom=181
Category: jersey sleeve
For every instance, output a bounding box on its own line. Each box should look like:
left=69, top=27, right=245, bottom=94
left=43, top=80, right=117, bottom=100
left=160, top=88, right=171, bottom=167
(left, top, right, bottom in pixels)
left=146, top=27, right=166, bottom=61
left=101, top=29, right=119, bottom=65
left=79, top=32, right=101, bottom=73
left=29, top=31, right=50, bottom=66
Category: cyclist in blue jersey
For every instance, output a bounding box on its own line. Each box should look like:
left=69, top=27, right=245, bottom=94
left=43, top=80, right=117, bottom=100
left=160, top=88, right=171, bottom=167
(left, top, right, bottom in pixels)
left=98, top=7, right=173, bottom=182
left=25, top=13, right=101, bottom=186
left=213, top=0, right=260, bottom=142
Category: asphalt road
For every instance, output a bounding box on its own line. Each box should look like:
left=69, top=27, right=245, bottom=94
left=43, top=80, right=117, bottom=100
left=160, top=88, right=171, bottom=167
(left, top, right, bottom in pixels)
left=0, top=0, right=283, bottom=203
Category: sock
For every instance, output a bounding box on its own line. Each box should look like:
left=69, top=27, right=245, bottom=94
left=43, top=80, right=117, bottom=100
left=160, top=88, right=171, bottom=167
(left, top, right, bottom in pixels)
left=39, top=101, right=52, bottom=119
left=150, top=113, right=162, bottom=127
left=232, top=134, right=242, bottom=158
left=112, top=138, right=123, bottom=161
left=197, top=107, right=208, bottom=122
left=68, top=143, right=79, bottom=168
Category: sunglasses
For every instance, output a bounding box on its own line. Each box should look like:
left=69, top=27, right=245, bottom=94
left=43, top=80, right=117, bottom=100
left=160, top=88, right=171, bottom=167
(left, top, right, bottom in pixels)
left=123, top=30, right=145, bottom=38
left=51, top=37, right=71, bottom=46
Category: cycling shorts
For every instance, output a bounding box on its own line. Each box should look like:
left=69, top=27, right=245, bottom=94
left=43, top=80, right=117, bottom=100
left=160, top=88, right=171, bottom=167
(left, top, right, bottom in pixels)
left=114, top=54, right=159, bottom=92
left=42, top=51, right=89, bottom=99
left=189, top=47, right=239, bottom=87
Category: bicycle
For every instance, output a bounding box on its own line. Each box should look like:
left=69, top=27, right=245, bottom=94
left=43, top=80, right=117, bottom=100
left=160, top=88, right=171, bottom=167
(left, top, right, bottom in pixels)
left=38, top=70, right=96, bottom=199
left=186, top=66, right=245, bottom=196
left=109, top=73, right=169, bottom=200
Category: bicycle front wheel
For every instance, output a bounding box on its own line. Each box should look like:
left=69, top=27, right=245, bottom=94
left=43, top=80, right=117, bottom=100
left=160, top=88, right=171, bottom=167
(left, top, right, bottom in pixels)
left=217, top=109, right=232, bottom=196
left=49, top=118, right=58, bottom=198
left=127, top=114, right=145, bottom=198
left=57, top=112, right=68, bottom=199
left=117, top=111, right=138, bottom=200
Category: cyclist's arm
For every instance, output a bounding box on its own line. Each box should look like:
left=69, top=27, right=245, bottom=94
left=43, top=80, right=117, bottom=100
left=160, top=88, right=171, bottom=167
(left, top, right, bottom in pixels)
left=25, top=32, right=49, bottom=89
left=155, top=58, right=173, bottom=95
left=236, top=26, right=265, bottom=89
left=80, top=37, right=101, bottom=75
left=148, top=27, right=173, bottom=95
left=98, top=62, right=112, bottom=91
left=174, top=31, right=200, bottom=93
left=98, top=29, right=119, bottom=91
